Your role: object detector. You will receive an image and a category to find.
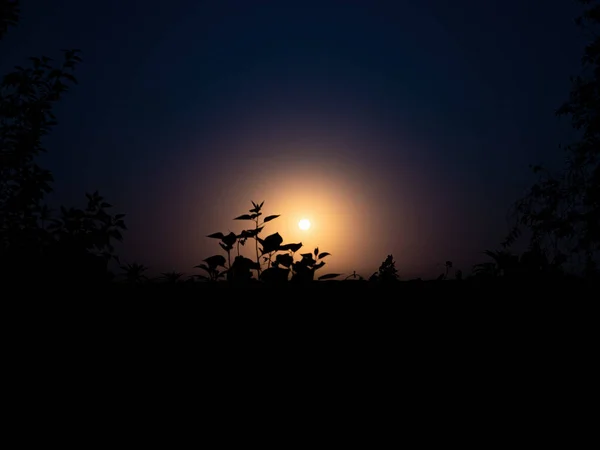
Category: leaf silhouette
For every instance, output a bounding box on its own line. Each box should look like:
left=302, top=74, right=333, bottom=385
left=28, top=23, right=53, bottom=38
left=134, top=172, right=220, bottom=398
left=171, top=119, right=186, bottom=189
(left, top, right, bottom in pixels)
left=300, top=254, right=316, bottom=265
left=239, top=227, right=263, bottom=238
left=203, top=254, right=226, bottom=269
left=318, top=273, right=340, bottom=280
left=230, top=255, right=260, bottom=274
left=249, top=200, right=263, bottom=213
left=263, top=215, right=280, bottom=223
left=276, top=253, right=293, bottom=268
left=207, top=232, right=225, bottom=239
left=279, top=242, right=302, bottom=252
left=259, top=232, right=283, bottom=253
left=314, top=247, right=319, bottom=257
left=222, top=232, right=237, bottom=247
left=318, top=252, right=330, bottom=259
left=234, top=214, right=253, bottom=220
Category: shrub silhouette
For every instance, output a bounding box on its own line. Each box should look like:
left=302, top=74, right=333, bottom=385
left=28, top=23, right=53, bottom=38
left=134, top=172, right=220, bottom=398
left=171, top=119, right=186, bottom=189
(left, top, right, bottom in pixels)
left=44, top=191, right=126, bottom=283
left=119, top=262, right=148, bottom=285
left=194, top=254, right=228, bottom=282
left=159, top=271, right=184, bottom=284
left=472, top=244, right=565, bottom=280
left=369, top=254, right=399, bottom=282
left=202, top=200, right=340, bottom=283
left=473, top=250, right=518, bottom=278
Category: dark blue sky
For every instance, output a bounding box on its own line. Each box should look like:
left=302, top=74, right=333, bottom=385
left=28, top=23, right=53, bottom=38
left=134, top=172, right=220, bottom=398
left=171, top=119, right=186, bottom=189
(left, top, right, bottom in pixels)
left=0, top=0, right=587, bottom=277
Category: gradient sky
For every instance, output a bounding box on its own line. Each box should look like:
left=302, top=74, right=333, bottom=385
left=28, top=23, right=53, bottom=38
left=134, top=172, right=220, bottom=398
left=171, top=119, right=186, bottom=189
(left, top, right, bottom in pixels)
left=0, top=0, right=587, bottom=278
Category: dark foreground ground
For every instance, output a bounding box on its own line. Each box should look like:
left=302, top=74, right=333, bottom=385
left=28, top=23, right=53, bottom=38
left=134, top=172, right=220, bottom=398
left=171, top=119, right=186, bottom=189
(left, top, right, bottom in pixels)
left=5, top=276, right=595, bottom=364
left=28, top=276, right=597, bottom=299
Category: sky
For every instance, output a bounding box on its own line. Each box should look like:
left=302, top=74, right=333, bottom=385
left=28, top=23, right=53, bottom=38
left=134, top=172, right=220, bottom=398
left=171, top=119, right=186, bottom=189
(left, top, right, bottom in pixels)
left=0, top=0, right=587, bottom=278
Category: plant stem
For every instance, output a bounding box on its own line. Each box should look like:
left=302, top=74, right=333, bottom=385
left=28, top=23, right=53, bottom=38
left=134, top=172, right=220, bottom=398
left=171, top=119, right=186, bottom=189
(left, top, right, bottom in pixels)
left=254, top=218, right=261, bottom=276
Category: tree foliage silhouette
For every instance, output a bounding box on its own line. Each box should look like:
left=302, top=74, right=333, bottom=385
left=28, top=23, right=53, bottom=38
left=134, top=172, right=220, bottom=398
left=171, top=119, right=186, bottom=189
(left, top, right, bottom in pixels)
left=506, top=0, right=600, bottom=277
left=0, top=0, right=126, bottom=284
left=0, top=0, right=18, bottom=40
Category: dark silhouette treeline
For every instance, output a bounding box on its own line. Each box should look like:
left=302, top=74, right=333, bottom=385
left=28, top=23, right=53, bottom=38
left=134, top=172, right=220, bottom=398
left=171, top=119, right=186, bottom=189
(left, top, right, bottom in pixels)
left=1, top=0, right=598, bottom=292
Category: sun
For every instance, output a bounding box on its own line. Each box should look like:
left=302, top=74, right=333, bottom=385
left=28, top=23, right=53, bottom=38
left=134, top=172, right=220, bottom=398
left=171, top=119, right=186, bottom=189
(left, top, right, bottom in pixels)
left=298, top=219, right=311, bottom=230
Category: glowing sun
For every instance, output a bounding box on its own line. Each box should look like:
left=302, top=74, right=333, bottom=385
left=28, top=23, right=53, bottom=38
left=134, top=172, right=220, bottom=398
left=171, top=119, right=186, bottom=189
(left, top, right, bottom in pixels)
left=298, top=219, right=311, bottom=230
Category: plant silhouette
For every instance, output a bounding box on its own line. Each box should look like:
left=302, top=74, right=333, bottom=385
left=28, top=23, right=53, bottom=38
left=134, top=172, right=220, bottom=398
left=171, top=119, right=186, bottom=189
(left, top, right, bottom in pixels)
left=369, top=255, right=399, bottom=282
left=202, top=201, right=340, bottom=284
left=290, top=248, right=335, bottom=282
left=194, top=254, right=228, bottom=282
left=119, top=262, right=148, bottom=285
left=344, top=271, right=364, bottom=281
left=159, top=271, right=184, bottom=284
left=445, top=260, right=453, bottom=279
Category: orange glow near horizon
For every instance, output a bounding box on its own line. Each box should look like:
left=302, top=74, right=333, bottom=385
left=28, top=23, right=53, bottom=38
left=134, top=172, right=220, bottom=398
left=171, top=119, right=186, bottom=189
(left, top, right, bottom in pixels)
left=202, top=158, right=393, bottom=278
left=154, top=110, right=438, bottom=279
